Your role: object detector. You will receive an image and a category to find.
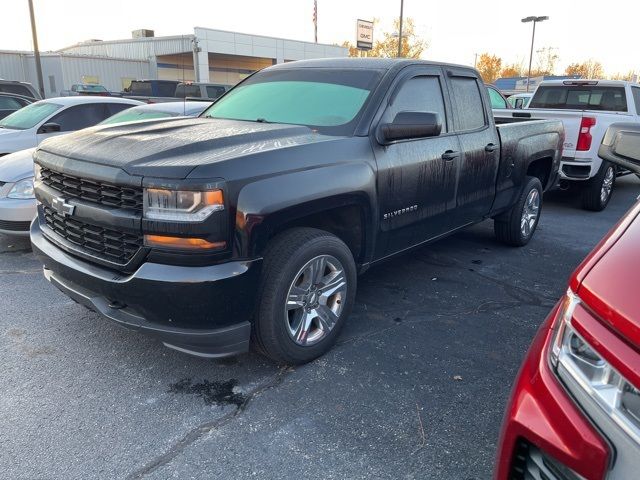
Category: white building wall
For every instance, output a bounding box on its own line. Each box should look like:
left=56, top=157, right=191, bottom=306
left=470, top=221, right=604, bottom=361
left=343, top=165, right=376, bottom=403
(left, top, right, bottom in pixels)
left=0, top=51, right=150, bottom=97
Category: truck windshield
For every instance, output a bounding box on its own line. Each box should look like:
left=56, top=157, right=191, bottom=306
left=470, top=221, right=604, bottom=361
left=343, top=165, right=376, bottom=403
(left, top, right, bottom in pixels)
left=530, top=85, right=627, bottom=112
left=203, top=68, right=383, bottom=135
left=0, top=101, right=62, bottom=130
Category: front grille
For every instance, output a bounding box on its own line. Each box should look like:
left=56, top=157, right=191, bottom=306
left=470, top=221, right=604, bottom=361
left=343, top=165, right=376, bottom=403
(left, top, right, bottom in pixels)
left=43, top=206, right=142, bottom=265
left=40, top=167, right=143, bottom=212
left=0, top=219, right=31, bottom=232
left=510, top=440, right=584, bottom=480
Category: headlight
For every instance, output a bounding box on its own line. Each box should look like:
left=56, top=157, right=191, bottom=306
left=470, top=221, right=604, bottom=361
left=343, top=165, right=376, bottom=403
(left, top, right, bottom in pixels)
left=34, top=163, right=42, bottom=182
left=143, top=188, right=224, bottom=222
left=551, top=290, right=640, bottom=443
left=7, top=177, right=35, bottom=199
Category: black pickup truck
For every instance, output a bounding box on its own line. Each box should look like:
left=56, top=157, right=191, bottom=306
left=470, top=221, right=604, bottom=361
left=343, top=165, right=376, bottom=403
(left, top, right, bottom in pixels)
left=31, top=59, right=563, bottom=364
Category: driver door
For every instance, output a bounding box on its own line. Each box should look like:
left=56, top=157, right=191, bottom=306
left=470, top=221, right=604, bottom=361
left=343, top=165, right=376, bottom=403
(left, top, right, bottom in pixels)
left=372, top=67, right=461, bottom=258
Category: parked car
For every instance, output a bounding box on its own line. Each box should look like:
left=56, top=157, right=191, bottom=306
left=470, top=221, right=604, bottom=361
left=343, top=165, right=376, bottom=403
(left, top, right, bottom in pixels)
left=99, top=101, right=211, bottom=125
left=30, top=58, right=563, bottom=364
left=0, top=148, right=36, bottom=235
left=0, top=96, right=142, bottom=156
left=495, top=123, right=640, bottom=480
left=60, top=84, right=110, bottom=96
left=174, top=82, right=231, bottom=100
left=0, top=92, right=32, bottom=120
left=486, top=85, right=512, bottom=109
left=0, top=79, right=41, bottom=100
left=507, top=92, right=533, bottom=109
left=0, top=101, right=205, bottom=236
left=122, top=79, right=181, bottom=103
left=495, top=79, right=640, bottom=211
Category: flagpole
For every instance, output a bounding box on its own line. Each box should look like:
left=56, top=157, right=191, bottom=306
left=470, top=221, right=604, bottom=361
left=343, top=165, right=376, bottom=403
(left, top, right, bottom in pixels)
left=314, top=0, right=318, bottom=43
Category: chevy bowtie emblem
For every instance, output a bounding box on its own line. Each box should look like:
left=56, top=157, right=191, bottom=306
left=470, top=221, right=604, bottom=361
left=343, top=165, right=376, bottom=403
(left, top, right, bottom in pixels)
left=51, top=197, right=75, bottom=217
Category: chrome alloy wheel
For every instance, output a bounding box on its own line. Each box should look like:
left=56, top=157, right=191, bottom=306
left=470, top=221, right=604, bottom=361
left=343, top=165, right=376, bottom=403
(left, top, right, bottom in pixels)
left=284, top=255, right=347, bottom=346
left=520, top=188, right=540, bottom=238
left=600, top=166, right=614, bottom=204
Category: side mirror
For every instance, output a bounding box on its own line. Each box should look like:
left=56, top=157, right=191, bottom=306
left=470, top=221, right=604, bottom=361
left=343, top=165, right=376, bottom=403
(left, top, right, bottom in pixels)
left=38, top=122, right=61, bottom=134
left=377, top=111, right=442, bottom=145
left=514, top=98, right=524, bottom=109
left=598, top=123, right=640, bottom=174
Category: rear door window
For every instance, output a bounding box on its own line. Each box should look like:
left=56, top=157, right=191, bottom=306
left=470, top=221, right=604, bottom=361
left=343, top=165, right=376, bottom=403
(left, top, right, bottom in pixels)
left=449, top=77, right=487, bottom=131
left=530, top=86, right=627, bottom=112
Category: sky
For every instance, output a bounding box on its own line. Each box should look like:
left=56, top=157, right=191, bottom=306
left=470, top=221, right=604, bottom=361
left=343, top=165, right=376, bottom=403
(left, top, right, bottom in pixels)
left=1, top=0, right=638, bottom=76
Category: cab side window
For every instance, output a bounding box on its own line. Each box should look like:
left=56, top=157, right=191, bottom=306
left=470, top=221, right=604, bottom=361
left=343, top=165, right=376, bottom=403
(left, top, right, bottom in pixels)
left=385, top=76, right=447, bottom=133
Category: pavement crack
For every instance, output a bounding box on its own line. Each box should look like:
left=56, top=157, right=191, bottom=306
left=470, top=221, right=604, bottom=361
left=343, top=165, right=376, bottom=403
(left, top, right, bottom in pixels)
left=126, top=367, right=291, bottom=480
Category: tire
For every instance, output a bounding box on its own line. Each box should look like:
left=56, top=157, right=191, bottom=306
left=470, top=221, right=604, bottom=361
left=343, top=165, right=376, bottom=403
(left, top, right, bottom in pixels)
left=252, top=228, right=357, bottom=365
left=494, top=176, right=543, bottom=247
left=581, top=161, right=615, bottom=212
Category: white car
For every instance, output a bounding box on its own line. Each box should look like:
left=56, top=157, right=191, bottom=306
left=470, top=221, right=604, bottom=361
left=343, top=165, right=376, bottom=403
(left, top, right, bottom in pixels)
left=0, top=96, right=142, bottom=156
left=0, top=101, right=208, bottom=236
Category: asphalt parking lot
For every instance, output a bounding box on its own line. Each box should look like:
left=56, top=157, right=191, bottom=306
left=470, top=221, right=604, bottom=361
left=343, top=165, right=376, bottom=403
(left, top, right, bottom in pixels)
left=1, top=176, right=638, bottom=480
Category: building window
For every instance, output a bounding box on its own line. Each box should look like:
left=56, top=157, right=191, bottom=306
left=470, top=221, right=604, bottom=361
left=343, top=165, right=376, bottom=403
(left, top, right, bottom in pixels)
left=48, top=75, right=56, bottom=94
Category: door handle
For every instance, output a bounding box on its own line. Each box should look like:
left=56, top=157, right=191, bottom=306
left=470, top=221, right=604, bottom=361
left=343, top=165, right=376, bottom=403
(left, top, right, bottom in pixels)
left=485, top=143, right=498, bottom=153
left=441, top=150, right=460, bottom=161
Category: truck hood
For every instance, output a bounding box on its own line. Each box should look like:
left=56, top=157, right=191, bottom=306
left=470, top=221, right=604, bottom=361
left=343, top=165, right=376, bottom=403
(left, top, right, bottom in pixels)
left=575, top=201, right=640, bottom=350
left=36, top=117, right=335, bottom=179
left=0, top=147, right=35, bottom=182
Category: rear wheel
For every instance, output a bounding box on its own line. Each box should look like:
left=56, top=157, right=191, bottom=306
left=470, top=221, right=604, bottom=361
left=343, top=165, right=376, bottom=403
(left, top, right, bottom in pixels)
left=581, top=162, right=615, bottom=212
left=253, top=228, right=357, bottom=365
left=494, top=176, right=543, bottom=247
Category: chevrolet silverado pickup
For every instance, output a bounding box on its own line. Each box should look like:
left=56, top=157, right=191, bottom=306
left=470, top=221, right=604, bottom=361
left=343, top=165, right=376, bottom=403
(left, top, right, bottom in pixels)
left=495, top=79, right=640, bottom=211
left=30, top=58, right=564, bottom=364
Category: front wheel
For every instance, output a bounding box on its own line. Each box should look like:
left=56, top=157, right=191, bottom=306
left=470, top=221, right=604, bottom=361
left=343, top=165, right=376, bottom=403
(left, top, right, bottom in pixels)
left=253, top=228, right=357, bottom=365
left=494, top=176, right=543, bottom=247
left=581, top=162, right=615, bottom=212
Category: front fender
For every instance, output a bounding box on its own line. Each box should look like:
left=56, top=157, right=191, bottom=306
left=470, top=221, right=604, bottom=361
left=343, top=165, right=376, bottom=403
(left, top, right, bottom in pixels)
left=234, top=162, right=377, bottom=260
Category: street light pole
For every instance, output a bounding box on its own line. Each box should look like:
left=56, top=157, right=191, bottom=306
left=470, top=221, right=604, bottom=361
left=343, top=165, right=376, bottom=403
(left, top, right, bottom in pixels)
left=397, top=0, right=404, bottom=58
left=521, top=15, right=549, bottom=93
left=28, top=0, right=45, bottom=98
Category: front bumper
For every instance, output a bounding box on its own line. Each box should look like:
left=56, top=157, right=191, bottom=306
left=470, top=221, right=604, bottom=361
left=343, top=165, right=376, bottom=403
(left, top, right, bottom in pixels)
left=0, top=197, right=36, bottom=235
left=494, top=303, right=610, bottom=480
left=31, top=220, right=261, bottom=358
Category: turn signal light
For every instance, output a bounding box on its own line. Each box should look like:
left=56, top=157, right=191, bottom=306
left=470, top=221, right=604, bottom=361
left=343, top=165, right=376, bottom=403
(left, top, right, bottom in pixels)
left=144, top=235, right=226, bottom=250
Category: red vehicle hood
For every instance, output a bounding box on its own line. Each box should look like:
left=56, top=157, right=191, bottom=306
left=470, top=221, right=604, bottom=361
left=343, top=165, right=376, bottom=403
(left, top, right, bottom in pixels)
left=570, top=200, right=640, bottom=351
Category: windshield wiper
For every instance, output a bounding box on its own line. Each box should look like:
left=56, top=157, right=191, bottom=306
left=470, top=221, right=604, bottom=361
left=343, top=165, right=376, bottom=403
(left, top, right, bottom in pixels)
left=255, top=118, right=270, bottom=123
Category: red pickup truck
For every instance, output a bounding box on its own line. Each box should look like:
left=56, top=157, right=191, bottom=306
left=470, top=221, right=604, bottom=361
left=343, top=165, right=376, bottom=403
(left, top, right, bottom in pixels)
left=495, top=123, right=640, bottom=479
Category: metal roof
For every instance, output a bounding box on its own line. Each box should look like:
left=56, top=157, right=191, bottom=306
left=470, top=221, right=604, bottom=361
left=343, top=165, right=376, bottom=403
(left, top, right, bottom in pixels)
left=58, top=35, right=195, bottom=60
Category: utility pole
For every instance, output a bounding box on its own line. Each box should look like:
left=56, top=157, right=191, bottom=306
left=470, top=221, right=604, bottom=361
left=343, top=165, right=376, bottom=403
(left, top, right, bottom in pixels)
left=474, top=53, right=478, bottom=68
left=521, top=16, right=549, bottom=92
left=397, top=0, right=404, bottom=58
left=28, top=0, right=45, bottom=98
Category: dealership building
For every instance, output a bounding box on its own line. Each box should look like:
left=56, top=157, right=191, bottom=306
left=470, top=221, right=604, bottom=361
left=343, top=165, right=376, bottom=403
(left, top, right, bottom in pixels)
left=0, top=27, right=347, bottom=97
